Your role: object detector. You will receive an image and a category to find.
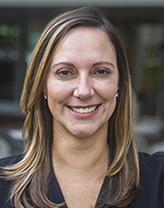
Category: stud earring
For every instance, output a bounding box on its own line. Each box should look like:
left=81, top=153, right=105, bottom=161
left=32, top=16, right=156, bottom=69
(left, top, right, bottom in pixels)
left=44, top=94, right=47, bottom=99
left=116, top=93, right=119, bottom=98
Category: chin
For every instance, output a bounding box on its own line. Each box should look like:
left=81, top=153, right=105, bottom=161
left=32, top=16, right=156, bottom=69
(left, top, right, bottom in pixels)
left=70, top=128, right=97, bottom=138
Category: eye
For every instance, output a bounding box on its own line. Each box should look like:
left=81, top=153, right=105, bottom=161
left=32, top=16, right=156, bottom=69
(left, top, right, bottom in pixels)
left=56, top=69, right=73, bottom=77
left=94, top=68, right=111, bottom=76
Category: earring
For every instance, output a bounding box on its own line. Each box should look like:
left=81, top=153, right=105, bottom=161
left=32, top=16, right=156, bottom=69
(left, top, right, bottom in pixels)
left=44, top=94, right=47, bottom=99
left=116, top=93, right=119, bottom=98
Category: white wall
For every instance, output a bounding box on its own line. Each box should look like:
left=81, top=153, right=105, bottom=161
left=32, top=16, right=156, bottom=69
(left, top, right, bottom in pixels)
left=0, top=0, right=164, bottom=7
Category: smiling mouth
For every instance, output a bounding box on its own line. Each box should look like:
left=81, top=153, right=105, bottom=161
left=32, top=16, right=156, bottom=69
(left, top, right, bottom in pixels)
left=68, top=105, right=100, bottom=114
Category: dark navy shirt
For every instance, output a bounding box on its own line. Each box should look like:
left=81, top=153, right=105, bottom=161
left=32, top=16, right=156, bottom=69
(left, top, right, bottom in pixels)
left=0, top=152, right=164, bottom=208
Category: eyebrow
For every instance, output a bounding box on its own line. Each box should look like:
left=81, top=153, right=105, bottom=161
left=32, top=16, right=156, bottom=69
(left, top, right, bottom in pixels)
left=51, top=61, right=115, bottom=69
left=51, top=62, right=75, bottom=69
left=93, top=61, right=115, bottom=69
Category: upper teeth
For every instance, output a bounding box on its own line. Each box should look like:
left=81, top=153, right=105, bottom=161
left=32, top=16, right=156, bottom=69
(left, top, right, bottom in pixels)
left=71, top=106, right=97, bottom=114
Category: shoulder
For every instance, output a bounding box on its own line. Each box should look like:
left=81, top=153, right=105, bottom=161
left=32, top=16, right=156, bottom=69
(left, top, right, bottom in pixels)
left=139, top=151, right=164, bottom=181
left=139, top=151, right=164, bottom=161
left=0, top=153, right=24, bottom=207
left=139, top=151, right=164, bottom=172
left=128, top=152, right=164, bottom=207
left=0, top=152, right=23, bottom=169
left=139, top=152, right=164, bottom=204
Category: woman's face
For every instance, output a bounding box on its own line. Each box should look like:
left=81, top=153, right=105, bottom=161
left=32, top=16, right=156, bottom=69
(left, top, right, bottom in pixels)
left=45, top=27, right=119, bottom=138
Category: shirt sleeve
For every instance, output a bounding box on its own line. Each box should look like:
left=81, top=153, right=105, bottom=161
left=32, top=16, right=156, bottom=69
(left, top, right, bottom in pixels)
left=159, top=156, right=164, bottom=206
left=0, top=153, right=23, bottom=208
left=127, top=152, right=164, bottom=208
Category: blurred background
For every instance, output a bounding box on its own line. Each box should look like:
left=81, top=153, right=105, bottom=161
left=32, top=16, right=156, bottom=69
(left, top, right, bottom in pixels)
left=0, top=0, right=164, bottom=158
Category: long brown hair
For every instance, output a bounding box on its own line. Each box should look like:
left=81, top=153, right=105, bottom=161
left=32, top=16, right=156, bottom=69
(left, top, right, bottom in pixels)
left=3, top=7, right=139, bottom=208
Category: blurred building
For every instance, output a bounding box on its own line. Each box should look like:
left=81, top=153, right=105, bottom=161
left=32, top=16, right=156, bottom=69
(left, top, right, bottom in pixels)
left=0, top=0, right=164, bottom=156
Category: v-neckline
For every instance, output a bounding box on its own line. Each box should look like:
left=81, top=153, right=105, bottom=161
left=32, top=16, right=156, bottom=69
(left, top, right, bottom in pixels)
left=47, top=167, right=111, bottom=208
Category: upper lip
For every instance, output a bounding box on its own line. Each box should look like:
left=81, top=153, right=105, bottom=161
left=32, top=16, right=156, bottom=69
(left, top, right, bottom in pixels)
left=67, top=104, right=101, bottom=108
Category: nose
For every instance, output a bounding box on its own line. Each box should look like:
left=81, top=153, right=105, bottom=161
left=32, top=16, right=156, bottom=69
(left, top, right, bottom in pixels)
left=73, top=75, right=94, bottom=100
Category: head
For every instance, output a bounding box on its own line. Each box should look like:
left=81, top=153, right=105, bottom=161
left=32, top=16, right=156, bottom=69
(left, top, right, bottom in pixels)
left=21, top=7, right=131, bottom=139
left=17, top=7, right=138, bottom=208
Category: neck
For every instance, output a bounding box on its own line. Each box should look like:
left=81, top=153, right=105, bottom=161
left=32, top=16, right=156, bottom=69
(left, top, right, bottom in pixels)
left=52, top=122, right=109, bottom=174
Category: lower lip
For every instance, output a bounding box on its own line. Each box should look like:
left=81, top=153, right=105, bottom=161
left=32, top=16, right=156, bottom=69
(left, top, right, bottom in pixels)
left=67, top=106, right=100, bottom=118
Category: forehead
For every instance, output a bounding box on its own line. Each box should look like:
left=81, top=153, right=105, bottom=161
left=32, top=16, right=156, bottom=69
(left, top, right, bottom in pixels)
left=58, top=27, right=113, bottom=47
left=51, top=27, right=116, bottom=62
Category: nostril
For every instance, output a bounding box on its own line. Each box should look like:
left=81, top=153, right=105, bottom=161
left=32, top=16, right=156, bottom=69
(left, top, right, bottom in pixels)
left=73, top=86, right=94, bottom=99
left=73, top=76, right=94, bottom=99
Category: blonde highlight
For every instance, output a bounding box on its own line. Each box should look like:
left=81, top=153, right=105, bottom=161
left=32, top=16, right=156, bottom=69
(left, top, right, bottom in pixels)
left=2, top=7, right=140, bottom=208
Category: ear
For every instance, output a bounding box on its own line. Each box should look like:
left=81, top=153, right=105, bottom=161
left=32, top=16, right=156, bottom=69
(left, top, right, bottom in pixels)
left=43, top=85, right=47, bottom=96
left=117, top=85, right=119, bottom=92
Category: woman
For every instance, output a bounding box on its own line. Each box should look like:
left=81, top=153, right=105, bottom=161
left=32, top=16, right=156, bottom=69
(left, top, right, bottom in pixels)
left=0, top=7, right=164, bottom=208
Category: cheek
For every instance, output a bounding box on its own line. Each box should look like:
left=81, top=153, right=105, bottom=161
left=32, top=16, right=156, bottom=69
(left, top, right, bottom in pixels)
left=105, top=89, right=117, bottom=119
left=47, top=79, right=61, bottom=98
left=96, top=81, right=118, bottom=100
left=48, top=88, right=63, bottom=106
left=47, top=80, right=72, bottom=106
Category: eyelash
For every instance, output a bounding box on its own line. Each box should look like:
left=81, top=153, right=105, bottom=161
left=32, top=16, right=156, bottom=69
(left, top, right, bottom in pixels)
left=56, top=68, right=111, bottom=79
left=56, top=69, right=73, bottom=77
left=94, top=68, right=111, bottom=76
